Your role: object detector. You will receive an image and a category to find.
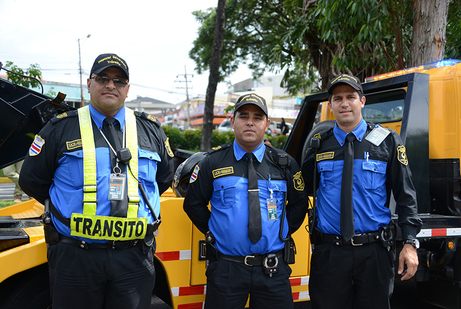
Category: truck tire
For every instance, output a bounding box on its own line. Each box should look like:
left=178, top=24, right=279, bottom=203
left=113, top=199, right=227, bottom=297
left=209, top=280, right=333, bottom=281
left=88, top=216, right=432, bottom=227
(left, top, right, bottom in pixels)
left=0, top=265, right=51, bottom=309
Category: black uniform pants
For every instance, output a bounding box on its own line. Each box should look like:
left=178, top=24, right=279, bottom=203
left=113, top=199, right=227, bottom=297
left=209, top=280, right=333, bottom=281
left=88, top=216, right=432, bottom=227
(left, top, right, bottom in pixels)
left=47, top=241, right=155, bottom=309
left=204, top=258, right=294, bottom=309
left=309, top=241, right=395, bottom=309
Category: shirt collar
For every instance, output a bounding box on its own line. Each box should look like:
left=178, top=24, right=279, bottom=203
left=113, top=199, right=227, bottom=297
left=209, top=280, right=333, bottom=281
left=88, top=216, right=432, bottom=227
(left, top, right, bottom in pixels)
left=89, top=104, right=126, bottom=131
left=233, top=140, right=265, bottom=163
left=333, top=118, right=367, bottom=146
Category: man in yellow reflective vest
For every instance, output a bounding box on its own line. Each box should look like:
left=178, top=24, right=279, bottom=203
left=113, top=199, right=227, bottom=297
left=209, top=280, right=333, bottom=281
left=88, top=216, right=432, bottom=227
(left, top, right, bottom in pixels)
left=19, top=53, right=174, bottom=309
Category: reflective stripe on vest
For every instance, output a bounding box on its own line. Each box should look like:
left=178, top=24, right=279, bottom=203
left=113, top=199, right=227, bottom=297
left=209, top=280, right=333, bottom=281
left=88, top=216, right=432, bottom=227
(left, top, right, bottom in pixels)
left=70, top=106, right=147, bottom=241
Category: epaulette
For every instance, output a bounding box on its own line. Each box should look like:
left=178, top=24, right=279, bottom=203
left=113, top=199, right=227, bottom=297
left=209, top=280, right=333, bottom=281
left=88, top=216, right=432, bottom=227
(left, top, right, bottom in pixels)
left=317, top=127, right=334, bottom=141
left=135, top=111, right=161, bottom=128
left=49, top=109, right=79, bottom=124
left=208, top=143, right=232, bottom=155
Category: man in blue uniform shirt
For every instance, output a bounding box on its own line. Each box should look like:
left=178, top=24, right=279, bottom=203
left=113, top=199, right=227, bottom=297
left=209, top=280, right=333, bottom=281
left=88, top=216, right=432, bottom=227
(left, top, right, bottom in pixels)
left=183, top=93, right=306, bottom=309
left=302, top=74, right=422, bottom=309
left=19, top=53, right=174, bottom=309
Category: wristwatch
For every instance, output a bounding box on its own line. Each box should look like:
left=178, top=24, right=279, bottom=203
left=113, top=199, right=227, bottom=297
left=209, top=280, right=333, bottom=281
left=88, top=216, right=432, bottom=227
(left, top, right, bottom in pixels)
left=403, top=238, right=420, bottom=249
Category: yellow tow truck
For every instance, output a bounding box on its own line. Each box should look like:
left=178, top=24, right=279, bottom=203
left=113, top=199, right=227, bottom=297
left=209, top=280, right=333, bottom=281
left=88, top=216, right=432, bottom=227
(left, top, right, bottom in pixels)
left=3, top=59, right=461, bottom=308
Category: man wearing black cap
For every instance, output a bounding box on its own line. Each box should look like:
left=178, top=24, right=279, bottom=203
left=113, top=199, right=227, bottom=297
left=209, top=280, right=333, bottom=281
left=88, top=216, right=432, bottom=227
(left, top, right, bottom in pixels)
left=19, top=53, right=174, bottom=309
left=302, top=74, right=422, bottom=308
left=183, top=93, right=306, bottom=309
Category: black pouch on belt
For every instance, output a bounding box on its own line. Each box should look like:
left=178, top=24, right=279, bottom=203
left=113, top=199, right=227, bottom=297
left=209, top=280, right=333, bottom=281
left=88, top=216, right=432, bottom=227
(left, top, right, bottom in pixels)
left=205, top=231, right=218, bottom=262
left=379, top=223, right=396, bottom=250
left=43, top=224, right=60, bottom=245
left=284, top=236, right=296, bottom=264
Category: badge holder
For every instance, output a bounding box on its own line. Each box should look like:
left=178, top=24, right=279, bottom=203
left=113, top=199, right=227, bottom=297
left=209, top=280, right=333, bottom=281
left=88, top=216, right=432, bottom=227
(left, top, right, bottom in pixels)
left=108, top=163, right=126, bottom=201
left=267, top=189, right=278, bottom=221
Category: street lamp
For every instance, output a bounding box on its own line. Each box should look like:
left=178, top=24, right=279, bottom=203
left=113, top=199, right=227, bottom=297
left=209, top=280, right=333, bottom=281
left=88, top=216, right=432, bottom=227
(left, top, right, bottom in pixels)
left=78, top=34, right=91, bottom=107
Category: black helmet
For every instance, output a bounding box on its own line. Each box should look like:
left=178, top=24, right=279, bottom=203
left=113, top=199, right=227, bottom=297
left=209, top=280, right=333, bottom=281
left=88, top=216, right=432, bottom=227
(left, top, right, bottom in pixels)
left=173, top=152, right=207, bottom=197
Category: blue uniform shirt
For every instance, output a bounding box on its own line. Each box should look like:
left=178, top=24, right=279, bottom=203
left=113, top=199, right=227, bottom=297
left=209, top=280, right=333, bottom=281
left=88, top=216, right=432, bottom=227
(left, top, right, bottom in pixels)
left=316, top=119, right=391, bottom=235
left=207, top=141, right=289, bottom=256
left=49, top=104, right=161, bottom=243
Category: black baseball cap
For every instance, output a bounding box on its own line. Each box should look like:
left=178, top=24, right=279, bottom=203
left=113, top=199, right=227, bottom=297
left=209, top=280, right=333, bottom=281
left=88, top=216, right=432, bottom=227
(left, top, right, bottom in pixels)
left=327, top=74, right=363, bottom=95
left=234, top=93, right=268, bottom=117
left=90, top=53, right=129, bottom=80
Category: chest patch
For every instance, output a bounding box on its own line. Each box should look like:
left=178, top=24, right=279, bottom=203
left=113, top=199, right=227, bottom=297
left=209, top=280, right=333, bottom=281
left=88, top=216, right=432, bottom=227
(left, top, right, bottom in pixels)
left=66, top=139, right=82, bottom=150
left=316, top=152, right=334, bottom=162
left=212, top=166, right=234, bottom=178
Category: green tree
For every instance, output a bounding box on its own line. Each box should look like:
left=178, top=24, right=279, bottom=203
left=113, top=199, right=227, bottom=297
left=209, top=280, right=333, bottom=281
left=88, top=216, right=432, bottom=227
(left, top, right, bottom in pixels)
left=4, top=61, right=58, bottom=98
left=4, top=61, right=43, bottom=88
left=201, top=0, right=227, bottom=152
left=190, top=0, right=457, bottom=92
left=446, top=0, right=461, bottom=59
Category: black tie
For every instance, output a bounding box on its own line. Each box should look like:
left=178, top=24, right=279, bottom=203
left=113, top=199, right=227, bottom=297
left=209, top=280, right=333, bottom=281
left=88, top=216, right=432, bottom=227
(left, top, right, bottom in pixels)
left=246, top=153, right=262, bottom=244
left=341, top=134, right=355, bottom=242
left=103, top=117, right=127, bottom=217
left=103, top=118, right=122, bottom=165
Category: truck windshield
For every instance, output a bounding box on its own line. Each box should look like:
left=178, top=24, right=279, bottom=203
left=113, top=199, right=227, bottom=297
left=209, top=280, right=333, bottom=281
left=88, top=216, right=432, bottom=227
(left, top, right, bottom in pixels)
left=362, top=89, right=406, bottom=123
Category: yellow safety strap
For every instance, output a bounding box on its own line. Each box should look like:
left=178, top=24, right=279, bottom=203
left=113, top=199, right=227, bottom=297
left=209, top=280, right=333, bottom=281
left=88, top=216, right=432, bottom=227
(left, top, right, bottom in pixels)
left=78, top=106, right=98, bottom=215
left=125, top=108, right=140, bottom=218
left=71, top=106, right=146, bottom=241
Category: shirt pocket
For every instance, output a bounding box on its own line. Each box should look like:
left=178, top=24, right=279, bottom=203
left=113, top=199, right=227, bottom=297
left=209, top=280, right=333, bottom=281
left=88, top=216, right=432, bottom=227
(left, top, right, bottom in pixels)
left=361, top=161, right=386, bottom=189
left=318, top=161, right=335, bottom=191
left=213, top=179, right=237, bottom=209
left=268, top=181, right=287, bottom=204
left=138, top=149, right=160, bottom=184
left=57, top=151, right=84, bottom=188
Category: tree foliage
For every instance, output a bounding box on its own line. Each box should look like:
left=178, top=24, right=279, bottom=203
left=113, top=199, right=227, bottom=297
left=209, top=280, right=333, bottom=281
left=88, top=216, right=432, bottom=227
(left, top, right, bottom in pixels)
left=190, top=0, right=458, bottom=93
left=446, top=0, right=461, bottom=59
left=4, top=61, right=57, bottom=98
left=4, top=61, right=43, bottom=88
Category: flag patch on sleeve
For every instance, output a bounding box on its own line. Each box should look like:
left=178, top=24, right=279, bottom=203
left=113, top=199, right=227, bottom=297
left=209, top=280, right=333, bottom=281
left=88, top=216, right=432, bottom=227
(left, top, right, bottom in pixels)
left=29, top=135, right=45, bottom=156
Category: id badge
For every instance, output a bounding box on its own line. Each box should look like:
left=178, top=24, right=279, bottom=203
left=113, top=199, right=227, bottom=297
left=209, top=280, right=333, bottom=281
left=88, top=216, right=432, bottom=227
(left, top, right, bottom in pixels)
left=365, top=126, right=390, bottom=146
left=267, top=199, right=278, bottom=221
left=108, top=173, right=126, bottom=200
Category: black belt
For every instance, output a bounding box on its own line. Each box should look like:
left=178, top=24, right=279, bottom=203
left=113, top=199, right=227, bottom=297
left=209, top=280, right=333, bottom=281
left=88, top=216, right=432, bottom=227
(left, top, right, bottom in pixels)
left=218, top=250, right=284, bottom=266
left=58, top=234, right=140, bottom=250
left=316, top=230, right=380, bottom=246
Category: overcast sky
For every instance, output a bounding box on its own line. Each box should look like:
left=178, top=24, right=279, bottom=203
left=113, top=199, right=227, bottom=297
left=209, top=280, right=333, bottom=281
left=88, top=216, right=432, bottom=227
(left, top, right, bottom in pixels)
left=0, top=0, right=252, bottom=103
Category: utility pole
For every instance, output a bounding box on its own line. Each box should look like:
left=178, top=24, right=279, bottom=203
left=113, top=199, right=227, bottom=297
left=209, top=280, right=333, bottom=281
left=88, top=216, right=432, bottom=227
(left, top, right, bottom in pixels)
left=78, top=34, right=91, bottom=108
left=175, top=66, right=194, bottom=129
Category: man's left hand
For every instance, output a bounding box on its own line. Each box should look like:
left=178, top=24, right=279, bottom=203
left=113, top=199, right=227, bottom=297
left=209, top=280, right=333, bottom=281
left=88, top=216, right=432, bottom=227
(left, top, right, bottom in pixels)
left=398, top=244, right=418, bottom=280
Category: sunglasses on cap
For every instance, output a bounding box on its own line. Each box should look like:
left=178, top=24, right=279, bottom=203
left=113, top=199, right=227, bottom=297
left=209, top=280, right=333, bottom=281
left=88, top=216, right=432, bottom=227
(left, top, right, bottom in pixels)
left=91, top=75, right=128, bottom=88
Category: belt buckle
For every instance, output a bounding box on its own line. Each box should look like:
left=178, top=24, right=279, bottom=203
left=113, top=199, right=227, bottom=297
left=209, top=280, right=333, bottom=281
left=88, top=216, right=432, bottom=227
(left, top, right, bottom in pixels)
left=350, top=234, right=363, bottom=246
left=244, top=255, right=256, bottom=266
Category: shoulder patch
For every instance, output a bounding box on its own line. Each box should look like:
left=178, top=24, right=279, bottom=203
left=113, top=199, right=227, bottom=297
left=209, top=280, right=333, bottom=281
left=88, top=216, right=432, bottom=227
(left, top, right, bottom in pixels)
left=165, top=138, right=174, bottom=157
left=135, top=111, right=161, bottom=128
left=212, top=167, right=234, bottom=178
left=397, top=145, right=408, bottom=165
left=29, top=135, right=45, bottom=156
left=209, top=143, right=231, bottom=155
left=293, top=171, right=305, bottom=191
left=50, top=110, right=78, bottom=124
left=316, top=152, right=334, bottom=161
left=190, top=165, right=200, bottom=183
left=147, top=114, right=158, bottom=122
